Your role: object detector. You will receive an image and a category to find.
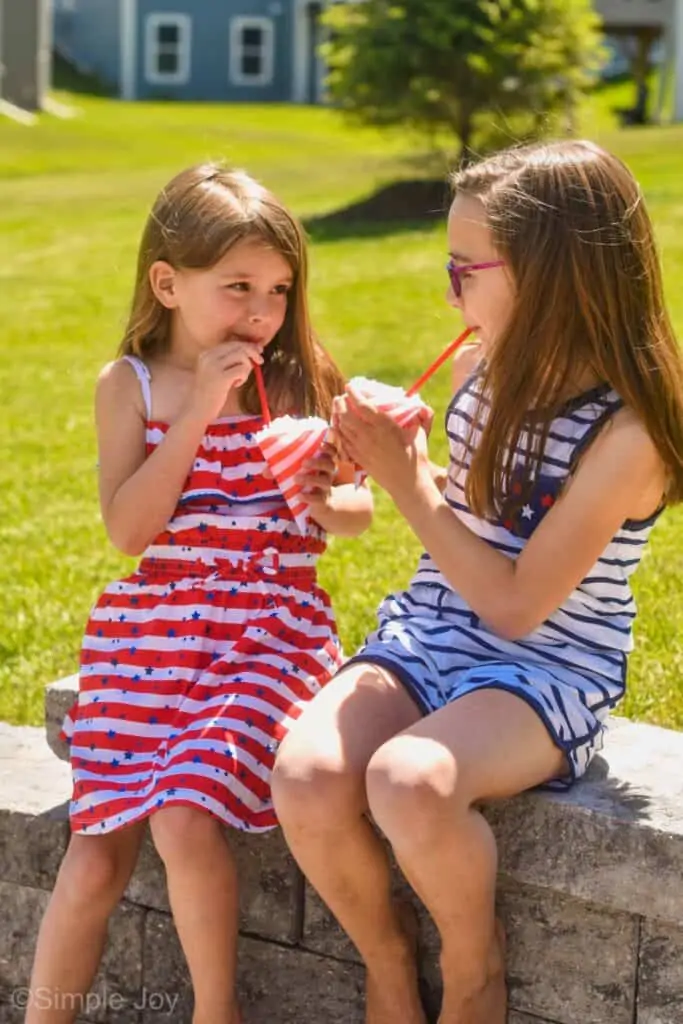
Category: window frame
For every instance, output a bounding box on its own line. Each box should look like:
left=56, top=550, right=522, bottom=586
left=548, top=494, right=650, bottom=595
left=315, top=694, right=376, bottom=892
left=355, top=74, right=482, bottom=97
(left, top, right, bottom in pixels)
left=144, top=13, right=192, bottom=87
left=229, top=16, right=275, bottom=87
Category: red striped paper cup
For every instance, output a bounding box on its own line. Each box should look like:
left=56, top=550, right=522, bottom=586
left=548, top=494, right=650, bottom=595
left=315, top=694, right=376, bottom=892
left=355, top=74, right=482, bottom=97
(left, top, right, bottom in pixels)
left=348, top=377, right=431, bottom=427
left=346, top=377, right=432, bottom=485
left=255, top=415, right=330, bottom=534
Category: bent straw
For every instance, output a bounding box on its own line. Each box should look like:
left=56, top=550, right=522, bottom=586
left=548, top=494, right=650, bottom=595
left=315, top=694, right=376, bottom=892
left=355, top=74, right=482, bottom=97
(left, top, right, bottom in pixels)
left=406, top=327, right=474, bottom=396
left=253, top=362, right=271, bottom=425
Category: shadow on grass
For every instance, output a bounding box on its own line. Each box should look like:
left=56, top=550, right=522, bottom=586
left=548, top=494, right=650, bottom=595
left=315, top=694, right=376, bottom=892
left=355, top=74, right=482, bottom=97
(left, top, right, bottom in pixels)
left=304, top=177, right=451, bottom=243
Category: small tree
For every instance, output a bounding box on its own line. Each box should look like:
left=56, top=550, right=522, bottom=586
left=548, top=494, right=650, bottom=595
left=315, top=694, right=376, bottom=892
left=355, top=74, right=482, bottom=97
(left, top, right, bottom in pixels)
left=322, top=0, right=604, bottom=161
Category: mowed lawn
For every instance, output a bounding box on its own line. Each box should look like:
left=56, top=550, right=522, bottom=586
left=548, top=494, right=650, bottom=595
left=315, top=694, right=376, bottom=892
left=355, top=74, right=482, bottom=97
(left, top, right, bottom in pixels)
left=1, top=88, right=682, bottom=729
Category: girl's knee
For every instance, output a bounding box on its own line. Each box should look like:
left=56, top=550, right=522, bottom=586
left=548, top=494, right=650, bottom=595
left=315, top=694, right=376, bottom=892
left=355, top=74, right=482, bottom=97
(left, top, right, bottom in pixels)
left=366, top=735, right=462, bottom=840
left=272, top=738, right=364, bottom=830
left=149, top=805, right=222, bottom=864
left=58, top=834, right=134, bottom=907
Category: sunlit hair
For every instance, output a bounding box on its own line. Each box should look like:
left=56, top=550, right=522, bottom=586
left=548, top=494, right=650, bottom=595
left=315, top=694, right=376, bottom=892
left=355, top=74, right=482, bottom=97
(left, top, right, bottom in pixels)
left=119, top=163, right=344, bottom=418
left=451, top=139, right=683, bottom=516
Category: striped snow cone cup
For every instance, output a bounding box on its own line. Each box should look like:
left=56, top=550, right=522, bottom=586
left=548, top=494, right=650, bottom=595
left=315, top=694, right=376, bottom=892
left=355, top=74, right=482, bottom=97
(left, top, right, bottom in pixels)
left=346, top=376, right=433, bottom=485
left=255, top=415, right=331, bottom=534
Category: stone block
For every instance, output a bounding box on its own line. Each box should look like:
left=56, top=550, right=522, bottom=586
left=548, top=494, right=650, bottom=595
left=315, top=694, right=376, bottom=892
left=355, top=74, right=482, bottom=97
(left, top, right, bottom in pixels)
left=42, top=693, right=683, bottom=931
left=302, top=882, right=356, bottom=963
left=637, top=919, right=683, bottom=1024
left=237, top=934, right=364, bottom=1024
left=499, top=880, right=638, bottom=1024
left=140, top=911, right=192, bottom=1022
left=0, top=882, right=50, bottom=995
left=142, top=910, right=364, bottom=1024
left=0, top=725, right=71, bottom=891
left=44, top=675, right=78, bottom=762
left=0, top=995, right=28, bottom=1024
left=0, top=723, right=71, bottom=818
left=508, top=1014, right=562, bottom=1024
left=87, top=902, right=145, bottom=1024
left=125, top=825, right=302, bottom=945
left=0, top=804, right=69, bottom=893
left=486, top=717, right=683, bottom=927
left=302, top=866, right=444, bottom=1019
left=0, top=880, right=144, bottom=1024
left=231, top=829, right=303, bottom=944
left=122, top=829, right=168, bottom=913
left=304, top=875, right=640, bottom=1024
left=300, top=836, right=432, bottom=964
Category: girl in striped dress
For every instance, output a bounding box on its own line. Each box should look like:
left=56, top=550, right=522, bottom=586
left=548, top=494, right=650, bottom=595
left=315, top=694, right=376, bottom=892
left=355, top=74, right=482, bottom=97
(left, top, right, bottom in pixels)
left=272, top=141, right=683, bottom=1024
left=26, top=165, right=372, bottom=1024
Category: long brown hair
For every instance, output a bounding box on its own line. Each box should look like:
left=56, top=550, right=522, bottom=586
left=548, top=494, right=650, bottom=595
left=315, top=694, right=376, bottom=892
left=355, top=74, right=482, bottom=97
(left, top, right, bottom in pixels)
left=451, top=139, right=683, bottom=516
left=120, top=163, right=344, bottom=418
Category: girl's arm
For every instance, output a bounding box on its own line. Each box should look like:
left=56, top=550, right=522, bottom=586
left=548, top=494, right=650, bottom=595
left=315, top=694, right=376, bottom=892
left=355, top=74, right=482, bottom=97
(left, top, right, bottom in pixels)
left=296, top=446, right=373, bottom=537
left=336, top=395, right=666, bottom=640
left=96, top=362, right=211, bottom=556
left=98, top=343, right=260, bottom=556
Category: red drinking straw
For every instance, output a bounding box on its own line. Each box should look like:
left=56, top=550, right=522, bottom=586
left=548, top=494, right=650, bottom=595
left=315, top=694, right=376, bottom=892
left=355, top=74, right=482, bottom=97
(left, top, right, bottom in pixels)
left=253, top=362, right=272, bottom=425
left=406, top=327, right=474, bottom=396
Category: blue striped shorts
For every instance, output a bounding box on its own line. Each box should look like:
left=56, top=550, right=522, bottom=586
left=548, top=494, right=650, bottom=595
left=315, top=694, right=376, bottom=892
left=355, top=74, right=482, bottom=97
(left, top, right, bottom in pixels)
left=347, top=585, right=626, bottom=789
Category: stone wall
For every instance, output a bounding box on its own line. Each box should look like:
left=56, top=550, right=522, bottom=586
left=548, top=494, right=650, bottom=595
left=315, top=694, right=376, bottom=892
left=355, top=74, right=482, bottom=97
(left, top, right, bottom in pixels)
left=0, top=679, right=682, bottom=1023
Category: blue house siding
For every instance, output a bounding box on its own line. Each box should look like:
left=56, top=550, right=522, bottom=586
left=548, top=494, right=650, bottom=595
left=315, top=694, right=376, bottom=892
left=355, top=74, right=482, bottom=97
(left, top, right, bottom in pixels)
left=53, top=0, right=121, bottom=91
left=136, top=0, right=295, bottom=101
left=52, top=0, right=326, bottom=103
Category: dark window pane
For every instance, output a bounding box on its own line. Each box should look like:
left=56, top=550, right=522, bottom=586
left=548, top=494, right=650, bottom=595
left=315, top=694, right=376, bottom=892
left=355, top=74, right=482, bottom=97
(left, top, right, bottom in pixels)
left=243, top=27, right=262, bottom=47
left=158, top=52, right=179, bottom=73
left=242, top=54, right=262, bottom=76
left=158, top=24, right=179, bottom=45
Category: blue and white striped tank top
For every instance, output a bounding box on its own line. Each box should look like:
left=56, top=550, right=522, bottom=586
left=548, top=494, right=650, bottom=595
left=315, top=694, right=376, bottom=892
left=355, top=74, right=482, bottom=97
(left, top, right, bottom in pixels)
left=412, top=372, right=662, bottom=654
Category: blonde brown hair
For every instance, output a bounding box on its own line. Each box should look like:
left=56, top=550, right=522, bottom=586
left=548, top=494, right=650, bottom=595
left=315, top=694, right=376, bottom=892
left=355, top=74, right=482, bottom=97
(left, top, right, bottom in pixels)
left=451, top=139, right=683, bottom=516
left=120, top=163, right=344, bottom=418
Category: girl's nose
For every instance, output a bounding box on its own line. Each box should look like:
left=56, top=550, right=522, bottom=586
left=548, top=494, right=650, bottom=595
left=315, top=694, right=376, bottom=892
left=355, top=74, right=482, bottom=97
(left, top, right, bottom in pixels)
left=247, top=298, right=267, bottom=322
left=446, top=284, right=461, bottom=310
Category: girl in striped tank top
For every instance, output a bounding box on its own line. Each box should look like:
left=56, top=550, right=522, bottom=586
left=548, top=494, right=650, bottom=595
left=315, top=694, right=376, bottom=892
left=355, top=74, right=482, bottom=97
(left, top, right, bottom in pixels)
left=26, top=165, right=372, bottom=1024
left=273, top=141, right=683, bottom=1024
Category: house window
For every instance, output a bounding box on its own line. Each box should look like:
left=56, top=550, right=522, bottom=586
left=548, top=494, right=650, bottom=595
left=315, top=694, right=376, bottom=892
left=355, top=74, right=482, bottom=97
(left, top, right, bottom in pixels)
left=145, top=14, right=192, bottom=86
left=229, top=18, right=275, bottom=87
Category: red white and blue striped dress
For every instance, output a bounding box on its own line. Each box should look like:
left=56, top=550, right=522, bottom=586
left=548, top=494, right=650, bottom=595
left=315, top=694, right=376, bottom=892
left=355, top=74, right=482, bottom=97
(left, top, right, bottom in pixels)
left=62, top=356, right=343, bottom=834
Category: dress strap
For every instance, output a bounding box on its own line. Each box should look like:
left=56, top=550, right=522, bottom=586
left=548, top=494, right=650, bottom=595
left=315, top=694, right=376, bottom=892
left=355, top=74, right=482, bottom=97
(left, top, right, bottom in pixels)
left=122, top=355, right=152, bottom=420
left=567, top=388, right=624, bottom=473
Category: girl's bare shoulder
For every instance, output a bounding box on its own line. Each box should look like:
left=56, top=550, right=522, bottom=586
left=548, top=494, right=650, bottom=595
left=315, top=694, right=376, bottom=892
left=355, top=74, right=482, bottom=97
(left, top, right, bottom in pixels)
left=96, top=358, right=146, bottom=421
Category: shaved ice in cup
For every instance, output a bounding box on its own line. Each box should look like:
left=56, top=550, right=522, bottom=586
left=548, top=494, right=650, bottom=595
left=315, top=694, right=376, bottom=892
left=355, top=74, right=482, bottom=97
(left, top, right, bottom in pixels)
left=344, top=377, right=432, bottom=485
left=256, top=415, right=330, bottom=534
left=347, top=377, right=432, bottom=428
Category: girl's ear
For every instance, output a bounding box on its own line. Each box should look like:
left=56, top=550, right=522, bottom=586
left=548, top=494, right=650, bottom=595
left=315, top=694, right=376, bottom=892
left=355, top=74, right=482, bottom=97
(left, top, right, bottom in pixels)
left=149, top=261, right=179, bottom=309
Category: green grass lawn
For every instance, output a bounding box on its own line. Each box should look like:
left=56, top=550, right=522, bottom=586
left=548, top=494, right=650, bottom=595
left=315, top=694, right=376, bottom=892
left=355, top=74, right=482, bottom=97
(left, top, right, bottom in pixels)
left=1, top=88, right=682, bottom=729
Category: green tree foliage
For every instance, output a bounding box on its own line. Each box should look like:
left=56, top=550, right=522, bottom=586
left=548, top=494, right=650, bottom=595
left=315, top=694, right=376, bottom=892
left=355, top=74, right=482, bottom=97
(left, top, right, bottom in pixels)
left=322, top=0, right=604, bottom=159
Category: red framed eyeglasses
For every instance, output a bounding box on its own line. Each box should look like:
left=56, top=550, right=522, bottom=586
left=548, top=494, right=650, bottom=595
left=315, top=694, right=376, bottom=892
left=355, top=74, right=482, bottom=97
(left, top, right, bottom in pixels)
left=446, top=258, right=505, bottom=297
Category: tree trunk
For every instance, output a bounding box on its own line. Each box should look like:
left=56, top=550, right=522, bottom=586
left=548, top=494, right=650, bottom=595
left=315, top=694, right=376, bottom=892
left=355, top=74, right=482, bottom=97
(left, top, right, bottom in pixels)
left=631, top=29, right=657, bottom=125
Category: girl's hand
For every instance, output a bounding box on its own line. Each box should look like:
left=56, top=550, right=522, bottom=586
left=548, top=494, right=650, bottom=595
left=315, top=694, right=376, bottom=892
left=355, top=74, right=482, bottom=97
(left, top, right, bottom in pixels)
left=333, top=388, right=432, bottom=498
left=296, top=440, right=339, bottom=513
left=186, top=341, right=265, bottom=422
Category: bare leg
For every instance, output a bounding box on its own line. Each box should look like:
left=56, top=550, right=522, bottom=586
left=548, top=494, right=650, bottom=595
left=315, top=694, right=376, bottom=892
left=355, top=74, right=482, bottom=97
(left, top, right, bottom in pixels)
left=149, top=807, right=240, bottom=1024
left=365, top=688, right=567, bottom=1024
left=25, top=823, right=146, bottom=1023
left=272, top=662, right=426, bottom=1024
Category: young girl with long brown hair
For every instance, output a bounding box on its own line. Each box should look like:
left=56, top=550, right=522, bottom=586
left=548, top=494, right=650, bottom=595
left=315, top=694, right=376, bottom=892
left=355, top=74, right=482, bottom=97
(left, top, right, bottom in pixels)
left=26, top=164, right=372, bottom=1024
left=272, top=140, right=683, bottom=1024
